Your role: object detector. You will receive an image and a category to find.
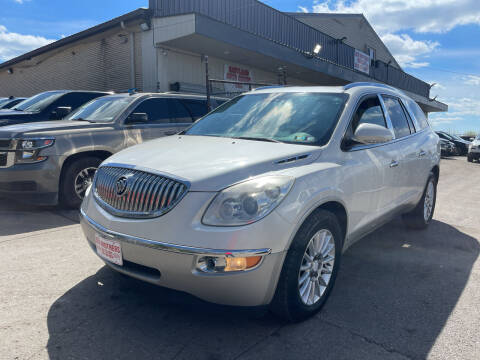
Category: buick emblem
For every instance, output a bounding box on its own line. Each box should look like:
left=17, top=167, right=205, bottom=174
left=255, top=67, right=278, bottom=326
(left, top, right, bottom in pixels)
left=115, top=176, right=128, bottom=196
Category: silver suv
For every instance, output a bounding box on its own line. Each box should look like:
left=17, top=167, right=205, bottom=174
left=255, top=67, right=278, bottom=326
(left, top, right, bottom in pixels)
left=80, top=83, right=440, bottom=322
left=0, top=93, right=224, bottom=207
left=467, top=134, right=480, bottom=162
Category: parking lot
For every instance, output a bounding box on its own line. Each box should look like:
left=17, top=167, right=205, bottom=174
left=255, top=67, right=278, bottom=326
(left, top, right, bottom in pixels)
left=0, top=157, right=478, bottom=360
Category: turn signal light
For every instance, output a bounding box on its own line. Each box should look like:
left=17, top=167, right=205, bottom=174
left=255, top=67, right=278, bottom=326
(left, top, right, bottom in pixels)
left=225, top=256, right=262, bottom=272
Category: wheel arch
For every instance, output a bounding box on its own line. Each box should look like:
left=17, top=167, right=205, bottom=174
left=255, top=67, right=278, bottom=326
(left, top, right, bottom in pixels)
left=59, top=150, right=112, bottom=191
left=287, top=199, right=349, bottom=251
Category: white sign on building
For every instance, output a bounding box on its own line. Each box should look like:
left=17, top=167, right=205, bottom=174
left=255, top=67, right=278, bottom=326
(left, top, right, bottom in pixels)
left=354, top=49, right=370, bottom=75
left=224, top=64, right=253, bottom=93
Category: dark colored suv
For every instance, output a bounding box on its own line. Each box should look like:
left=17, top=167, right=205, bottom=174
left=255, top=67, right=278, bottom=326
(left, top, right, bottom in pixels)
left=436, top=131, right=471, bottom=156
left=0, top=90, right=110, bottom=127
left=0, top=97, right=27, bottom=110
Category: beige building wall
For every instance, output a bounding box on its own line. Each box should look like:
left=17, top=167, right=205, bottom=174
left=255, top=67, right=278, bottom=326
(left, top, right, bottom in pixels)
left=0, top=25, right=143, bottom=97
left=291, top=14, right=401, bottom=69
left=155, top=46, right=312, bottom=94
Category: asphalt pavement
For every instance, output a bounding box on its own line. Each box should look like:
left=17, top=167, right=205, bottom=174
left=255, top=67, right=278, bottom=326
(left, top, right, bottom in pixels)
left=0, top=157, right=479, bottom=360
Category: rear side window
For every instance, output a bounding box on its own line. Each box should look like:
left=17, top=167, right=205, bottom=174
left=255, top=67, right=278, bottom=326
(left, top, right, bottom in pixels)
left=181, top=99, right=208, bottom=120
left=133, top=98, right=170, bottom=123
left=168, top=99, right=193, bottom=123
left=405, top=98, right=429, bottom=130
left=352, top=96, right=387, bottom=131
left=382, top=96, right=411, bottom=138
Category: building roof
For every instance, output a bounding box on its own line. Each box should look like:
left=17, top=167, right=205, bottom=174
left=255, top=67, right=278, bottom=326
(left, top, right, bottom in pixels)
left=0, top=8, right=151, bottom=71
left=288, top=12, right=402, bottom=70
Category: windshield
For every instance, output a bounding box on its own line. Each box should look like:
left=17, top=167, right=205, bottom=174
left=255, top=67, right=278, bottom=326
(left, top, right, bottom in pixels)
left=66, top=96, right=135, bottom=123
left=184, top=92, right=348, bottom=146
left=0, top=98, right=9, bottom=106
left=476, top=135, right=480, bottom=141
left=13, top=91, right=64, bottom=112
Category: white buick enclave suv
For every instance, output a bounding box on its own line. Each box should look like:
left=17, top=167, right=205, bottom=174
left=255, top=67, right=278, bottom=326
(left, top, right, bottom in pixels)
left=80, top=83, right=440, bottom=322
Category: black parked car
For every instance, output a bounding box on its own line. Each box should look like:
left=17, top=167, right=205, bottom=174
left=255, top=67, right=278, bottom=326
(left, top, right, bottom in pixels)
left=436, top=131, right=471, bottom=155
left=0, top=97, right=27, bottom=110
left=0, top=90, right=110, bottom=127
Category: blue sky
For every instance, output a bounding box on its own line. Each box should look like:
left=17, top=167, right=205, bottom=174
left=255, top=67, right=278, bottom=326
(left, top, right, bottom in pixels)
left=1, top=0, right=480, bottom=134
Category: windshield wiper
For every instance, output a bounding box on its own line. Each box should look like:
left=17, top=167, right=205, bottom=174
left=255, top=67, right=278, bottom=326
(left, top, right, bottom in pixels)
left=232, top=136, right=283, bottom=143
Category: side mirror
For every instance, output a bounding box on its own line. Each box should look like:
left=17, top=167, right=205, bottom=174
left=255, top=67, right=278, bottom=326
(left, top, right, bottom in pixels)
left=126, top=112, right=148, bottom=124
left=352, top=123, right=394, bottom=145
left=51, top=106, right=72, bottom=120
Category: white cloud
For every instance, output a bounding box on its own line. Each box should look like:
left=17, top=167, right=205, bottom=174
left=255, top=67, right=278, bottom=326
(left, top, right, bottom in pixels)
left=310, top=0, right=480, bottom=34
left=380, top=33, right=439, bottom=68
left=464, top=75, right=480, bottom=86
left=0, top=25, right=55, bottom=62
left=298, top=6, right=309, bottom=13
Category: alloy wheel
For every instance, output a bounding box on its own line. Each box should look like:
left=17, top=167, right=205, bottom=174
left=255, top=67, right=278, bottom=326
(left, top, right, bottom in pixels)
left=424, top=180, right=435, bottom=221
left=74, top=167, right=97, bottom=200
left=298, top=229, right=335, bottom=306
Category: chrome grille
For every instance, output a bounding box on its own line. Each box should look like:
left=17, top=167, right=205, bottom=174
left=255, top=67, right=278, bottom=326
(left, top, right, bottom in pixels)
left=93, top=166, right=189, bottom=218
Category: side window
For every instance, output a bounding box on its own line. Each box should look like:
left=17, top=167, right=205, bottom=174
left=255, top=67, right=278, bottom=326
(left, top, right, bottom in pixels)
left=53, top=92, right=103, bottom=111
left=405, top=98, right=429, bottom=130
left=181, top=99, right=208, bottom=120
left=168, top=99, right=194, bottom=123
left=352, top=96, right=387, bottom=131
left=382, top=96, right=411, bottom=138
left=399, top=99, right=416, bottom=133
left=133, top=98, right=170, bottom=123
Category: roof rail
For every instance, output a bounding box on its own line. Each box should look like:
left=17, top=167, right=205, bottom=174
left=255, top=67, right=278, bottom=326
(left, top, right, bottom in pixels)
left=252, top=85, right=286, bottom=91
left=344, top=82, right=404, bottom=93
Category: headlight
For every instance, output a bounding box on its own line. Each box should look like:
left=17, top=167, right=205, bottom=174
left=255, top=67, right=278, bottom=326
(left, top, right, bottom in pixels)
left=202, top=176, right=295, bottom=226
left=15, top=138, right=55, bottom=164
left=18, top=138, right=54, bottom=150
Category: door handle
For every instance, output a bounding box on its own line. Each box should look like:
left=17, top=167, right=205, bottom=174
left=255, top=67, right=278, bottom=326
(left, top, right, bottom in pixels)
left=390, top=160, right=399, bottom=168
left=419, top=150, right=426, bottom=157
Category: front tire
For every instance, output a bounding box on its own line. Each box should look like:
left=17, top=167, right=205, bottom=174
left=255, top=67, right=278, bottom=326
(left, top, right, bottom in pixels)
left=467, top=154, right=473, bottom=162
left=270, top=210, right=343, bottom=322
left=402, top=173, right=437, bottom=230
left=60, top=157, right=102, bottom=208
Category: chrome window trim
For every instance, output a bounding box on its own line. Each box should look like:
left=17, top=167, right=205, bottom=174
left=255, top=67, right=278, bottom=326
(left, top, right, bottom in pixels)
left=93, top=163, right=191, bottom=219
left=81, top=209, right=272, bottom=258
left=378, top=94, right=395, bottom=136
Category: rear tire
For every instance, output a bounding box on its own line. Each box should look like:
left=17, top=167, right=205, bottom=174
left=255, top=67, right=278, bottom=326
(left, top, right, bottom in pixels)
left=270, top=209, right=343, bottom=322
left=402, top=173, right=437, bottom=230
left=60, top=157, right=102, bottom=209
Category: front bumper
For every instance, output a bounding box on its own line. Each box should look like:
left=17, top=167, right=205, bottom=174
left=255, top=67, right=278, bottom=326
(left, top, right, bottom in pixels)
left=0, top=155, right=62, bottom=205
left=80, top=209, right=286, bottom=306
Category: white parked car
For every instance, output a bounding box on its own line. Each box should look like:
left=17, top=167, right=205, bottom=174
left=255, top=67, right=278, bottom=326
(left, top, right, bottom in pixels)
left=80, top=83, right=440, bottom=322
left=467, top=134, right=480, bottom=162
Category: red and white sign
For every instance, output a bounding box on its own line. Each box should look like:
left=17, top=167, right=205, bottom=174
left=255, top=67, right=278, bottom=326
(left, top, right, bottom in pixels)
left=224, top=64, right=253, bottom=92
left=354, top=49, right=370, bottom=75
left=95, top=234, right=123, bottom=266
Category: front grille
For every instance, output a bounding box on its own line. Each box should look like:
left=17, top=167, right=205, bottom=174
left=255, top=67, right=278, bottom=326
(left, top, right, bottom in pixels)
left=0, top=153, right=7, bottom=167
left=93, top=166, right=189, bottom=218
left=0, top=139, right=11, bottom=149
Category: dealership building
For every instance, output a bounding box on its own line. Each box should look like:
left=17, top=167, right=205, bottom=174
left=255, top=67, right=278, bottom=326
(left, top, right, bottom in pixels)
left=0, top=0, right=447, bottom=114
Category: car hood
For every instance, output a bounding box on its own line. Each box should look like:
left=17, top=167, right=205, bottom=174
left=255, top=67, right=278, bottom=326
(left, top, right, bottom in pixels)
left=0, top=120, right=109, bottom=138
left=103, top=135, right=321, bottom=191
